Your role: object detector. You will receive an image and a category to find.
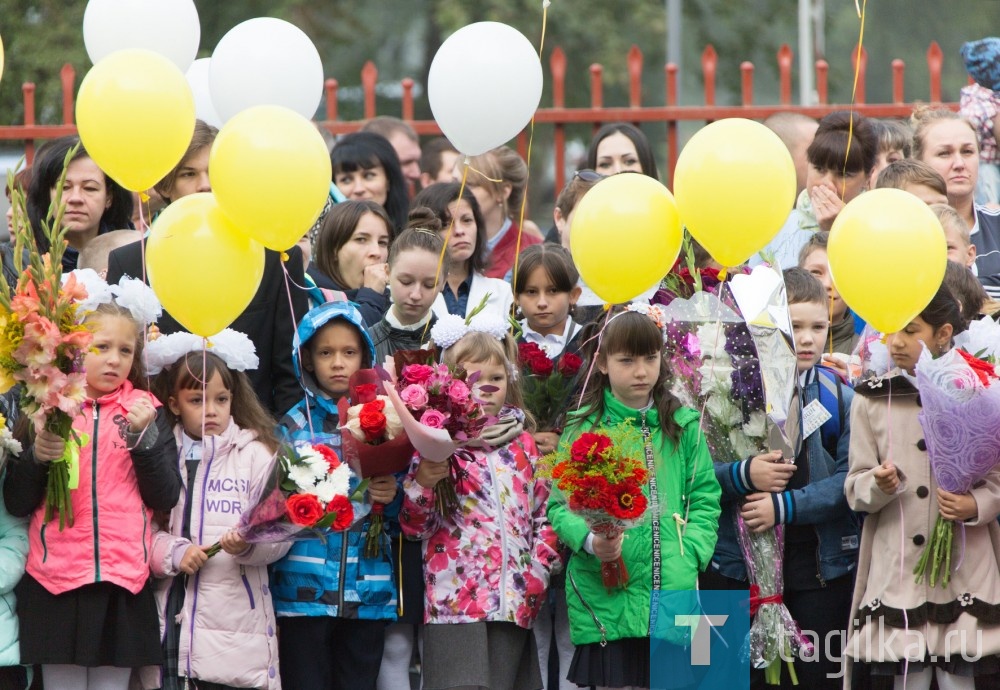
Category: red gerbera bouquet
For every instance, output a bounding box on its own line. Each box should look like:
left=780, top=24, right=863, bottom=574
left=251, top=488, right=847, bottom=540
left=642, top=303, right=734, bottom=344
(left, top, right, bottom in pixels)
left=337, top=370, right=414, bottom=558
left=206, top=441, right=356, bottom=557
left=546, top=423, right=648, bottom=589
left=518, top=342, right=583, bottom=432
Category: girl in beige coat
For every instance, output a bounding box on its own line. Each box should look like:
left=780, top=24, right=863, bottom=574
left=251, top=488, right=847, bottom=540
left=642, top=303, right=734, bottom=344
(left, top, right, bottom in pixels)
left=845, top=285, right=1000, bottom=690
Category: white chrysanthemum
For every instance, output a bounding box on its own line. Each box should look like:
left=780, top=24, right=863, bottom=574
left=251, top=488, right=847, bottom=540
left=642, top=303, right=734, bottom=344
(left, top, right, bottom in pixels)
left=287, top=462, right=320, bottom=492
left=430, top=314, right=468, bottom=350
left=698, top=361, right=734, bottom=396
left=957, top=318, right=1000, bottom=363
left=144, top=332, right=204, bottom=375
left=696, top=323, right=728, bottom=359
left=730, top=428, right=761, bottom=460
left=705, top=393, right=743, bottom=427
left=299, top=446, right=330, bottom=478
left=65, top=269, right=114, bottom=317
left=329, top=463, right=352, bottom=497
left=0, top=428, right=22, bottom=457
left=207, top=329, right=259, bottom=372
left=111, top=277, right=162, bottom=324
left=742, top=410, right=767, bottom=439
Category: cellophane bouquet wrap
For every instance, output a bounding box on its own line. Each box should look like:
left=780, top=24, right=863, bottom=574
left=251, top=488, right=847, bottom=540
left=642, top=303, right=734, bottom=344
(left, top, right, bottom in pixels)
left=379, top=350, right=492, bottom=515
left=205, top=441, right=357, bottom=556
left=544, top=424, right=648, bottom=589
left=914, top=343, right=1000, bottom=587
left=0, top=163, right=93, bottom=530
left=517, top=342, right=582, bottom=432
left=337, top=369, right=413, bottom=559
left=659, top=263, right=809, bottom=683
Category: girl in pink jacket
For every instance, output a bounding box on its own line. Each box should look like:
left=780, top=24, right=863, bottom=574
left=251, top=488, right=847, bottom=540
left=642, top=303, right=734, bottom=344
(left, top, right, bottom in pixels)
left=3, top=302, right=181, bottom=690
left=400, top=329, right=560, bottom=690
left=145, top=346, right=289, bottom=690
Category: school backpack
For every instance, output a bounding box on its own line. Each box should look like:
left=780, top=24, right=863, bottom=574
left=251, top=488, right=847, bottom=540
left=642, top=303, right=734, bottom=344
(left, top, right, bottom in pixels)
left=814, top=364, right=846, bottom=457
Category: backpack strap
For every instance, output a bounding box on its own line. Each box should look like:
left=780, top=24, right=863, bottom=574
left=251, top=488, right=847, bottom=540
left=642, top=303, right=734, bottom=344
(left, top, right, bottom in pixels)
left=814, top=365, right=844, bottom=456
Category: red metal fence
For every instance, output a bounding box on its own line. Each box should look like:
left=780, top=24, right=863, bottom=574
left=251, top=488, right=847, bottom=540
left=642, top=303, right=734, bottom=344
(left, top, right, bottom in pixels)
left=0, top=41, right=957, bottom=196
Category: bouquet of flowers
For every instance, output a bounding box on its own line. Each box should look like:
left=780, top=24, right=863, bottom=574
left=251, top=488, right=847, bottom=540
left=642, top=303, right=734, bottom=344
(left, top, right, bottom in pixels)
left=337, top=369, right=413, bottom=558
left=517, top=342, right=583, bottom=432
left=0, top=162, right=93, bottom=530
left=0, top=413, right=22, bottom=462
left=380, top=354, right=492, bottom=515
left=205, top=440, right=356, bottom=557
left=660, top=266, right=808, bottom=684
left=913, top=342, right=1000, bottom=587
left=546, top=424, right=648, bottom=589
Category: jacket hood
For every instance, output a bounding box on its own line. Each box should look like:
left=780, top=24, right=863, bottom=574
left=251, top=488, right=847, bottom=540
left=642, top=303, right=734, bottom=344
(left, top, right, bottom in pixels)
left=292, top=301, right=376, bottom=400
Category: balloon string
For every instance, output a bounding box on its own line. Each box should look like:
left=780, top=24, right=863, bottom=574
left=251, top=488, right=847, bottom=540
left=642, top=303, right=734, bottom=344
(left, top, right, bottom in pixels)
left=510, top=0, right=550, bottom=328
left=574, top=306, right=614, bottom=410
left=828, top=295, right=835, bottom=356
left=425, top=162, right=472, bottom=344
left=842, top=0, right=866, bottom=199
left=280, top=257, right=316, bottom=439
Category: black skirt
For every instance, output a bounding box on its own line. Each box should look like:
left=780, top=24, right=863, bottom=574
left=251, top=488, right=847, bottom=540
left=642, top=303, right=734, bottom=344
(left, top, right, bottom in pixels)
left=16, top=574, right=162, bottom=667
left=568, top=636, right=696, bottom=689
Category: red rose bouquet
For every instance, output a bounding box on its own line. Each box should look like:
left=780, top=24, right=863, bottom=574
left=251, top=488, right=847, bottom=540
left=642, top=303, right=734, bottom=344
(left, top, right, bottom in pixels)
left=206, top=441, right=356, bottom=557
left=380, top=354, right=492, bottom=515
left=518, top=342, right=582, bottom=432
left=546, top=423, right=648, bottom=589
left=0, top=164, right=93, bottom=530
left=337, top=370, right=414, bottom=558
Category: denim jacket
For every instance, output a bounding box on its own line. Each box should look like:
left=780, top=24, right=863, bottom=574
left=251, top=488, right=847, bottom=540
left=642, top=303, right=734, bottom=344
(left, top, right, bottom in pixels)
left=709, top=367, right=860, bottom=584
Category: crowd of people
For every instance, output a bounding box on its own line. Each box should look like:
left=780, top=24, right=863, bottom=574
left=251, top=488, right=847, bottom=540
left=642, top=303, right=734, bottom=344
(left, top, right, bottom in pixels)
left=0, top=35, right=998, bottom=690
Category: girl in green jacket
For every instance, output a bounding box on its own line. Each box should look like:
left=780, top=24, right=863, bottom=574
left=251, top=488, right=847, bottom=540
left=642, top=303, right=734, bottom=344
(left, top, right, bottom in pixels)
left=548, top=309, right=722, bottom=690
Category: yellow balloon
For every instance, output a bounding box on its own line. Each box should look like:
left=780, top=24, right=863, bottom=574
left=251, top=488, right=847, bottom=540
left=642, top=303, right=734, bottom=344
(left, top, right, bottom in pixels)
left=828, top=188, right=947, bottom=334
left=674, top=118, right=796, bottom=266
left=77, top=49, right=195, bottom=192
left=570, top=174, right=682, bottom=304
left=210, top=105, right=332, bottom=251
left=147, top=193, right=265, bottom=337
left=0, top=34, right=5, bottom=84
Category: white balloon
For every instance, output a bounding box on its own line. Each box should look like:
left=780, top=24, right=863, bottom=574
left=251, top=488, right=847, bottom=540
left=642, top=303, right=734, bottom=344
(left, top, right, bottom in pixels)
left=83, top=0, right=200, bottom=72
left=428, top=22, right=542, bottom=156
left=185, top=58, right=223, bottom=129
left=209, top=18, right=323, bottom=123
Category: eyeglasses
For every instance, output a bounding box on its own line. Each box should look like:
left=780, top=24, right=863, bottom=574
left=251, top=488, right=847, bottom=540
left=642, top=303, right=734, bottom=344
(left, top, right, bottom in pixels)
left=573, top=169, right=604, bottom=182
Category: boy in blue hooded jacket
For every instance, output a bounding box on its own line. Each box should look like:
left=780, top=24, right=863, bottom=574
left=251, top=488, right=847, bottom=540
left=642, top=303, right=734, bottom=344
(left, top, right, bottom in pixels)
left=270, top=301, right=401, bottom=689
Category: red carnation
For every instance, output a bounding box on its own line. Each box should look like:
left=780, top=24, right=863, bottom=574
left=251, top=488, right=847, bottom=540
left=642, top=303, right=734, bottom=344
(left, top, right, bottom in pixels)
left=957, top=349, right=997, bottom=387
left=314, top=444, right=341, bottom=471
left=359, top=400, right=388, bottom=441
left=286, top=493, right=325, bottom=527
left=326, top=494, right=355, bottom=531
left=570, top=433, right=613, bottom=463
left=558, top=353, right=583, bottom=377
left=354, top=383, right=378, bottom=404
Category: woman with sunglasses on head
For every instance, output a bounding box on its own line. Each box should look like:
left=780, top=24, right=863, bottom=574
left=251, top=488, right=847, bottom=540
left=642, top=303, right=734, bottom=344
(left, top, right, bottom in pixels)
left=456, top=146, right=543, bottom=283
left=586, top=123, right=659, bottom=180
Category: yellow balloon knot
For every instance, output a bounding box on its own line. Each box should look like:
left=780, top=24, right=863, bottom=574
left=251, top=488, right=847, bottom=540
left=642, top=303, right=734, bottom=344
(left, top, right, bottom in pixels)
left=718, top=267, right=729, bottom=281
left=139, top=192, right=150, bottom=203
left=281, top=251, right=290, bottom=263
left=147, top=324, right=161, bottom=341
left=603, top=303, right=612, bottom=312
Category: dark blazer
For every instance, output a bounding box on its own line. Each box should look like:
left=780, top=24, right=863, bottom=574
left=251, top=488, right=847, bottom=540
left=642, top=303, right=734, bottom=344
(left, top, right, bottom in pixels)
left=106, top=240, right=308, bottom=418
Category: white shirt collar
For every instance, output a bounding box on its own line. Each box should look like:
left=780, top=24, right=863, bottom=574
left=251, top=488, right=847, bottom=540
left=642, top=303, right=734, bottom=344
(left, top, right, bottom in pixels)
left=520, top=317, right=578, bottom=358
left=386, top=308, right=433, bottom=331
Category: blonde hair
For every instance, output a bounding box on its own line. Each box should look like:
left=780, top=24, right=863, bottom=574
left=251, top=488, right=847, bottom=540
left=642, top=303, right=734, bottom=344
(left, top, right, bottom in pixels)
left=931, top=203, right=971, bottom=245
left=85, top=302, right=148, bottom=391
left=441, top=331, right=534, bottom=430
left=910, top=106, right=978, bottom=161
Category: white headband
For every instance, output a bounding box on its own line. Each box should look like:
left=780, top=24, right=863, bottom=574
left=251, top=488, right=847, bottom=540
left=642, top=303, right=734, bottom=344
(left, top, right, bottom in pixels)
left=430, top=312, right=509, bottom=351
left=64, top=270, right=162, bottom=325
left=144, top=329, right=259, bottom=376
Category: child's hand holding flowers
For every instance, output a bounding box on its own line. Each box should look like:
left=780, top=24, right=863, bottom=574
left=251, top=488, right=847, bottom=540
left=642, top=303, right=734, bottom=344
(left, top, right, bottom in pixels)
left=219, top=529, right=250, bottom=555
left=33, top=429, right=65, bottom=463
left=366, top=475, right=398, bottom=504
left=415, top=459, right=451, bottom=489
left=937, top=488, right=978, bottom=522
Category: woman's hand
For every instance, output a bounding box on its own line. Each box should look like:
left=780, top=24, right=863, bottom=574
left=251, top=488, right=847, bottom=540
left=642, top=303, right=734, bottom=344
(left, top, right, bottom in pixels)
left=363, top=262, right=389, bottom=293
left=33, top=430, right=65, bottom=463
left=414, top=460, right=450, bottom=489
left=127, top=397, right=156, bottom=433
left=367, top=475, right=398, bottom=503
left=219, top=530, right=249, bottom=556
left=591, top=532, right=624, bottom=562
left=810, top=185, right=846, bottom=232
left=937, top=489, right=978, bottom=522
